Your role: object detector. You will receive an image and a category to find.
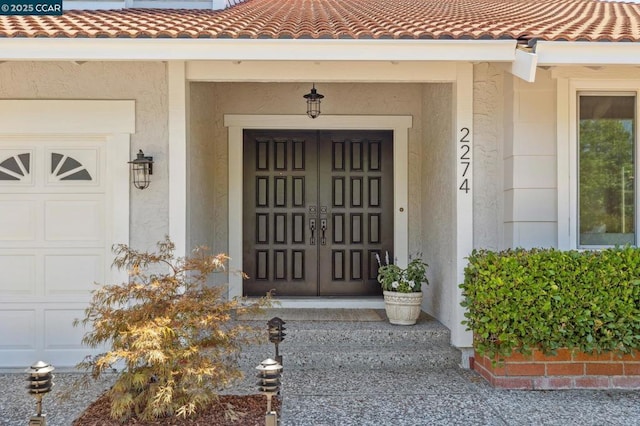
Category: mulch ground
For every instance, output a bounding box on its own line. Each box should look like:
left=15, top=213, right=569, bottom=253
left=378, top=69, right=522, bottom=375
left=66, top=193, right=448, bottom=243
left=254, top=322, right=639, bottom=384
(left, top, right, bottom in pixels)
left=73, top=393, right=280, bottom=426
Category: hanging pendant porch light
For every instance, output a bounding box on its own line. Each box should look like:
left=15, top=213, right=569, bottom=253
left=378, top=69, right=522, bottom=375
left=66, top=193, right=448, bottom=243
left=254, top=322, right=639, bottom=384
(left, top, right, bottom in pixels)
left=303, top=84, right=324, bottom=119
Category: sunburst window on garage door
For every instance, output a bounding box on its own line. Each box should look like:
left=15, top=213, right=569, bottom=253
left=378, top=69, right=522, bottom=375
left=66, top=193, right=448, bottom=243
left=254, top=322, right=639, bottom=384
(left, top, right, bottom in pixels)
left=51, top=152, right=92, bottom=181
left=0, top=153, right=30, bottom=181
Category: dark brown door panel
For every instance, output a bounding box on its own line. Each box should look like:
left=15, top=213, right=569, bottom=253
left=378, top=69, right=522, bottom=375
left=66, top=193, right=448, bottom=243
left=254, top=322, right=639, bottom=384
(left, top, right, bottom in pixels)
left=243, top=129, right=393, bottom=297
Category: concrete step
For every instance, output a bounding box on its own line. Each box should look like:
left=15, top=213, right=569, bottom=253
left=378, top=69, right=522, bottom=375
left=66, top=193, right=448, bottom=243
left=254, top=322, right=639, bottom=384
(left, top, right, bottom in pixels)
left=237, top=311, right=460, bottom=371
left=240, top=312, right=451, bottom=346
left=240, top=345, right=460, bottom=370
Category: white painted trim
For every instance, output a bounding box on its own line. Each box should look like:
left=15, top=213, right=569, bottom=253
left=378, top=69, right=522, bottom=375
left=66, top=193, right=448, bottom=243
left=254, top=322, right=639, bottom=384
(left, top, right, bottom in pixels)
left=393, top=125, right=410, bottom=269
left=65, top=0, right=227, bottom=9
left=452, top=63, right=473, bottom=348
left=510, top=49, right=538, bottom=83
left=132, top=0, right=224, bottom=7
left=187, top=61, right=459, bottom=83
left=556, top=77, right=571, bottom=250
left=536, top=42, right=640, bottom=66
left=0, top=100, right=135, bottom=134
left=64, top=1, right=125, bottom=9
left=559, top=79, right=640, bottom=250
left=106, top=133, right=131, bottom=286
left=224, top=114, right=412, bottom=300
left=227, top=125, right=244, bottom=299
left=0, top=39, right=517, bottom=62
left=265, top=298, right=385, bottom=309
left=168, top=61, right=188, bottom=258
left=225, top=115, right=413, bottom=130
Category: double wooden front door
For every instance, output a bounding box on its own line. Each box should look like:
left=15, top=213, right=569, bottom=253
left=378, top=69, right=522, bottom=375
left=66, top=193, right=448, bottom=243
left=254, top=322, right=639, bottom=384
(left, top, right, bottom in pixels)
left=243, top=130, right=394, bottom=296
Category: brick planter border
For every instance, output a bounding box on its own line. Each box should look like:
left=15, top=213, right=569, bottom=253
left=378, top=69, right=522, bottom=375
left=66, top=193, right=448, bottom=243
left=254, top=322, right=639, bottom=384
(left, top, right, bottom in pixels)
left=473, top=349, right=640, bottom=390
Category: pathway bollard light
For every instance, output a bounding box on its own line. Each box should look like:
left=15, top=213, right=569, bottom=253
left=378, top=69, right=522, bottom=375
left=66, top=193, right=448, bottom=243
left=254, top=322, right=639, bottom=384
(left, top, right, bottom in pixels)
left=256, top=358, right=282, bottom=426
left=267, top=317, right=286, bottom=366
left=26, top=361, right=55, bottom=426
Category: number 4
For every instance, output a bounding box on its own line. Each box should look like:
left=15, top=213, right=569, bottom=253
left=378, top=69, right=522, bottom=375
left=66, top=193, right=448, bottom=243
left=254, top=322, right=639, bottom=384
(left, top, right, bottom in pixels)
left=459, top=179, right=470, bottom=193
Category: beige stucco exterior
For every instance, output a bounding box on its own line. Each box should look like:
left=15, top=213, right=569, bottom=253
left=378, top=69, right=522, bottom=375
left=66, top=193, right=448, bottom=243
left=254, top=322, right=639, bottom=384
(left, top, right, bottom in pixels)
left=421, top=83, right=455, bottom=326
left=504, top=68, right=558, bottom=249
left=0, top=61, right=169, bottom=251
left=472, top=64, right=560, bottom=252
left=189, top=82, right=429, bottom=252
left=6, top=58, right=634, bottom=353
left=188, top=81, right=464, bottom=330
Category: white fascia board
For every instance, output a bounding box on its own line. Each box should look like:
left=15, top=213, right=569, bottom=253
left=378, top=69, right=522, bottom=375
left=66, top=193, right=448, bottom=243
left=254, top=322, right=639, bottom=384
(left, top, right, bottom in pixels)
left=187, top=60, right=459, bottom=82
left=63, top=1, right=125, bottom=9
left=0, top=38, right=517, bottom=62
left=63, top=0, right=222, bottom=9
left=536, top=41, right=640, bottom=66
left=510, top=48, right=538, bottom=83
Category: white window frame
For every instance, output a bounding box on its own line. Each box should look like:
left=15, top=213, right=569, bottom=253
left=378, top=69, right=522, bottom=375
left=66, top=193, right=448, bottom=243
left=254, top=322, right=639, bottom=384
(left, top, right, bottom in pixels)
left=558, top=79, right=640, bottom=250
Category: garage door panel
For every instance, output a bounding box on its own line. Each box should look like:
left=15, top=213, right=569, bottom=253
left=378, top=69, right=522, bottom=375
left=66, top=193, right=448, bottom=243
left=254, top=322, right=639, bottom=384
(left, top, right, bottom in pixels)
left=44, top=309, right=87, bottom=350
left=0, top=309, right=36, bottom=350
left=44, top=253, right=104, bottom=297
left=0, top=200, right=37, bottom=241
left=45, top=199, right=104, bottom=243
left=0, top=254, right=36, bottom=296
left=0, top=108, right=130, bottom=368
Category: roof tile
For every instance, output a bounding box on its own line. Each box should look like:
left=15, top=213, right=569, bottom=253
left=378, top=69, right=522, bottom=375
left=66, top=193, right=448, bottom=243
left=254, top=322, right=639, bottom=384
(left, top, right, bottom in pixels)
left=0, top=0, right=638, bottom=41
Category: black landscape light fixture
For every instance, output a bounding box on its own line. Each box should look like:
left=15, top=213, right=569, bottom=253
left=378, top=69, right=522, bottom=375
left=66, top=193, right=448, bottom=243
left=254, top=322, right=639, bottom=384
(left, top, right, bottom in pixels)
left=256, top=358, right=283, bottom=426
left=128, top=149, right=154, bottom=190
left=26, top=361, right=55, bottom=426
left=303, top=84, right=324, bottom=119
left=267, top=316, right=286, bottom=366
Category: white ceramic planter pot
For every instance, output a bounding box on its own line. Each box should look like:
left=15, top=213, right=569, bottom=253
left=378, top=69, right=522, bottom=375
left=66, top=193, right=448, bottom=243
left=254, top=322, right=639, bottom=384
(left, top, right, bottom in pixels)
left=383, top=290, right=423, bottom=325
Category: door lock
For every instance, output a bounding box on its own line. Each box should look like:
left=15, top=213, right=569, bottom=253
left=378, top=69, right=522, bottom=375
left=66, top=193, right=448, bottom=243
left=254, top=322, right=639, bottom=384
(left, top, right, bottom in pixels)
left=320, top=219, right=327, bottom=245
left=310, top=219, right=316, bottom=245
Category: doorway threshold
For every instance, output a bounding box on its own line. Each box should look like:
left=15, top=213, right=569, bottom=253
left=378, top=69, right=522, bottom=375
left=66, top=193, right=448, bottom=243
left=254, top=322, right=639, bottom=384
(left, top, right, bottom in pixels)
left=250, top=297, right=385, bottom=309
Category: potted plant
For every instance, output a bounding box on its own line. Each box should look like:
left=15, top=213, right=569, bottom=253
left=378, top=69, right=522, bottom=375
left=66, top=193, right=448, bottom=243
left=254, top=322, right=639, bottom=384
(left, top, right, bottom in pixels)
left=376, top=252, right=429, bottom=325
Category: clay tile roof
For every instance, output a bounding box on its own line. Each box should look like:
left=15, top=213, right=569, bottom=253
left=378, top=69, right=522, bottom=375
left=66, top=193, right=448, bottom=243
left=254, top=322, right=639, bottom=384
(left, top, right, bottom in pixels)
left=0, top=0, right=638, bottom=41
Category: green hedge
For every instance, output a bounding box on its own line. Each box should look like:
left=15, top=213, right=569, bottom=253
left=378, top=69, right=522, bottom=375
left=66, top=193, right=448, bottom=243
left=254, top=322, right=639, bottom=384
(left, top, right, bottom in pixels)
left=460, top=247, right=640, bottom=359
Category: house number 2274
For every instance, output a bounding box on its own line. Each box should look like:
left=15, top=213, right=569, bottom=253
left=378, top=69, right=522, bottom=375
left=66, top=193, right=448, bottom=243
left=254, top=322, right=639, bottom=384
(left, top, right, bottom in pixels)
left=459, top=127, right=471, bottom=193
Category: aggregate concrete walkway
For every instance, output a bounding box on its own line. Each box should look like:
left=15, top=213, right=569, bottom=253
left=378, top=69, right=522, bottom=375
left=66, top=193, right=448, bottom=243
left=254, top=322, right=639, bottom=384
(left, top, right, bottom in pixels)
left=280, top=367, right=640, bottom=425
left=1, top=368, right=638, bottom=425
left=1, top=309, right=639, bottom=425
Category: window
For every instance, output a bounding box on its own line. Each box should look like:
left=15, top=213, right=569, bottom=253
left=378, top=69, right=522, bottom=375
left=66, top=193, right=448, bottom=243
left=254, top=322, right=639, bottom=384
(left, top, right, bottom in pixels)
left=578, top=94, right=636, bottom=246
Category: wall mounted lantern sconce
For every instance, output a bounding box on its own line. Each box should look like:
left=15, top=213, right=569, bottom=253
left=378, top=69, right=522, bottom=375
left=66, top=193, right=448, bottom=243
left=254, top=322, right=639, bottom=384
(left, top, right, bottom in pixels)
left=128, top=149, right=154, bottom=190
left=303, top=84, right=324, bottom=119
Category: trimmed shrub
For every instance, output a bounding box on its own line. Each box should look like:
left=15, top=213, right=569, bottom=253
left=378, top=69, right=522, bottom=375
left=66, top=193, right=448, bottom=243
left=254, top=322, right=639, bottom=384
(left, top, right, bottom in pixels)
left=460, top=247, right=640, bottom=360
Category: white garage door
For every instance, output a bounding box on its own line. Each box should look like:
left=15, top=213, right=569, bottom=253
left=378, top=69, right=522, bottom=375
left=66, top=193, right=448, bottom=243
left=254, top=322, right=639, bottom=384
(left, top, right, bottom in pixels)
left=0, top=139, right=114, bottom=367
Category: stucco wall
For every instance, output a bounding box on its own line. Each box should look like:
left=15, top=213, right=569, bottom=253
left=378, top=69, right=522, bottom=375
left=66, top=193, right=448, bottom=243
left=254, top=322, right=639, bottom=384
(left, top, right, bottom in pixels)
left=421, top=84, right=455, bottom=328
left=188, top=81, right=428, bottom=256
left=471, top=64, right=558, bottom=250
left=188, top=83, right=221, bottom=253
left=189, top=81, right=515, bottom=336
left=473, top=63, right=504, bottom=251
left=0, top=61, right=169, bottom=250
left=504, top=69, right=557, bottom=248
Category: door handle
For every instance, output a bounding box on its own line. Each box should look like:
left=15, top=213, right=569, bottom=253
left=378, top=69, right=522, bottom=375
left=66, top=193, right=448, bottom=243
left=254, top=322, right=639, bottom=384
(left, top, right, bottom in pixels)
left=320, top=219, right=327, bottom=245
left=310, top=219, right=316, bottom=245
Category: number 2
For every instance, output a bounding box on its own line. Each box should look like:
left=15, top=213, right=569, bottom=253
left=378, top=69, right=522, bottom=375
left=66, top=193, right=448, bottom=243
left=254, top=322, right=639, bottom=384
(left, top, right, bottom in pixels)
left=460, top=145, right=470, bottom=160
left=459, top=127, right=470, bottom=143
